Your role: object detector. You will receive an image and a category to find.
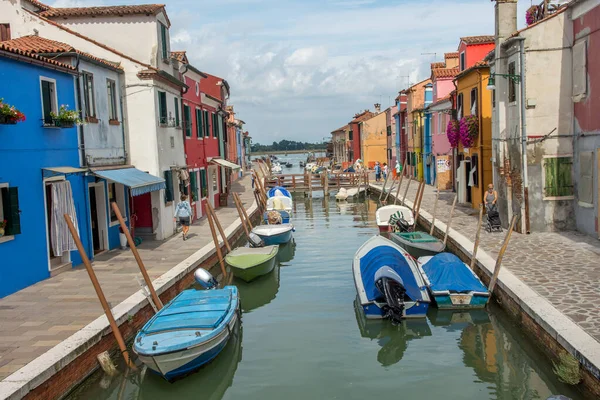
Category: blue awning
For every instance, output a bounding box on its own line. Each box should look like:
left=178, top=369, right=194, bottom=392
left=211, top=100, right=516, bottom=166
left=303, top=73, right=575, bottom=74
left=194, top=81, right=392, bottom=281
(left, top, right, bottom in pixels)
left=92, top=168, right=166, bottom=196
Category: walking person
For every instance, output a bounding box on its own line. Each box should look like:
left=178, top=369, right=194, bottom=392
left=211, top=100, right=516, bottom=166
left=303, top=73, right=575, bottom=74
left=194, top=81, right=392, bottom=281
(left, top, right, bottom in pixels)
left=374, top=162, right=381, bottom=182
left=395, top=159, right=402, bottom=177
left=485, top=183, right=498, bottom=211
left=383, top=163, right=388, bottom=180
left=174, top=194, right=193, bottom=241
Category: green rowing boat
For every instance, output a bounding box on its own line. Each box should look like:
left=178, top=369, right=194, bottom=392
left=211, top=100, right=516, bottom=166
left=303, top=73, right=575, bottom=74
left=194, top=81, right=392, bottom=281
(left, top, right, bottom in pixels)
left=389, top=231, right=445, bottom=259
left=226, top=245, right=279, bottom=282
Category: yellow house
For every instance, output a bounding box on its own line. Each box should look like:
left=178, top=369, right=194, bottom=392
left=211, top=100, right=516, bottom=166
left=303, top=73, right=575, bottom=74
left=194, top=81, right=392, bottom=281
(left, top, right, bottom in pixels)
left=360, top=110, right=387, bottom=168
left=454, top=61, right=492, bottom=209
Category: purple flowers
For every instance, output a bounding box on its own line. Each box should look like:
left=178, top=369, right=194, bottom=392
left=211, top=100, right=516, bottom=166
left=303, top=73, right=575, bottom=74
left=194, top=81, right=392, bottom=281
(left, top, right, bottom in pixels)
left=459, top=115, right=479, bottom=148
left=526, top=6, right=538, bottom=26
left=446, top=120, right=459, bottom=148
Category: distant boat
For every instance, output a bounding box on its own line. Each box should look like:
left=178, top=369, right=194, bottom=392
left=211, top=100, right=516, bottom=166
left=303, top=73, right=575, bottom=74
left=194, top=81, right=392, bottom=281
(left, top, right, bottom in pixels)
left=133, top=270, right=240, bottom=381
left=267, top=186, right=292, bottom=198
left=299, top=161, right=305, bottom=167
left=335, top=188, right=349, bottom=201
left=389, top=231, right=445, bottom=258
left=375, top=205, right=414, bottom=234
left=285, top=162, right=293, bottom=168
left=418, top=253, right=490, bottom=310
left=226, top=245, right=279, bottom=282
left=353, top=235, right=430, bottom=321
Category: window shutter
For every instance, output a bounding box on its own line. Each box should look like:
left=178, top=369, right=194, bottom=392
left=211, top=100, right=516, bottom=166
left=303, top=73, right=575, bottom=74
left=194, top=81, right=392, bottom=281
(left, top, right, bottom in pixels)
left=2, top=187, right=21, bottom=235
left=0, top=24, right=11, bottom=41
left=190, top=172, right=198, bottom=201
left=174, top=98, right=180, bottom=127
left=196, top=109, right=202, bottom=137
left=158, top=92, right=167, bottom=124
left=200, top=169, right=208, bottom=198
left=204, top=110, right=209, bottom=137
left=184, top=105, right=191, bottom=136
left=573, top=40, right=587, bottom=100
left=160, top=24, right=168, bottom=59
left=42, top=81, right=53, bottom=124
left=164, top=170, right=173, bottom=203
left=579, top=152, right=593, bottom=203
left=557, top=157, right=573, bottom=197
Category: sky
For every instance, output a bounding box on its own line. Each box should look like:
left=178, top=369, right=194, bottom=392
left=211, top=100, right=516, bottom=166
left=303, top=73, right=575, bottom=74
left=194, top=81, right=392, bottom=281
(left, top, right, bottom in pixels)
left=52, top=0, right=530, bottom=145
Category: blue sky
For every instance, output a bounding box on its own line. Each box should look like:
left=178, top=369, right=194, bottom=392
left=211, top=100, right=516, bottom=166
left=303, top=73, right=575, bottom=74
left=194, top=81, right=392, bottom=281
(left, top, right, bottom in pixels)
left=52, top=0, right=530, bottom=145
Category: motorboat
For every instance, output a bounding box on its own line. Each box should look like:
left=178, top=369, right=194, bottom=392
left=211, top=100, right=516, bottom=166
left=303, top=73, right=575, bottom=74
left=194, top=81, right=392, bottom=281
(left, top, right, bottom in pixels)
left=267, top=186, right=292, bottom=198
left=226, top=245, right=279, bottom=282
left=251, top=224, right=294, bottom=246
left=133, top=269, right=240, bottom=381
left=375, top=205, right=414, bottom=234
left=267, top=195, right=293, bottom=215
left=389, top=231, right=445, bottom=258
left=418, top=253, right=490, bottom=309
left=353, top=235, right=430, bottom=321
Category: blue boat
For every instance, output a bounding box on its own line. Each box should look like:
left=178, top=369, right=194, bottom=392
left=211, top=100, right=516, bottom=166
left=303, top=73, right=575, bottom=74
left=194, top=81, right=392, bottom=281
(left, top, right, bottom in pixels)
left=418, top=253, right=490, bottom=310
left=353, top=235, right=430, bottom=321
left=251, top=224, right=294, bottom=246
left=133, top=270, right=240, bottom=381
left=263, top=210, right=291, bottom=224
left=267, top=186, right=292, bottom=198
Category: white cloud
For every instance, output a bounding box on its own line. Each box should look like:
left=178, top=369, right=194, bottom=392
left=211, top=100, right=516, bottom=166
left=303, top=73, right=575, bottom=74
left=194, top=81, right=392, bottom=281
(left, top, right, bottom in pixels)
left=284, top=47, right=328, bottom=67
left=171, top=29, right=192, bottom=44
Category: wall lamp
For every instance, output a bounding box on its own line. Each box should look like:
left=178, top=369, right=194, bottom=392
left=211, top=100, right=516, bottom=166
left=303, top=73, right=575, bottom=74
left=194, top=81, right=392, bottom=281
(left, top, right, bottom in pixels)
left=486, top=73, right=521, bottom=91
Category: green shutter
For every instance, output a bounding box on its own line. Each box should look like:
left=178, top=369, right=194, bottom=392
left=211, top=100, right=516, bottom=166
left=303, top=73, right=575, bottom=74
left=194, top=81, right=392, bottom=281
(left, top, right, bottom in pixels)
left=42, top=81, right=53, bottom=124
left=174, top=98, right=180, bottom=127
left=204, top=110, right=209, bottom=137
left=544, top=157, right=573, bottom=197
left=158, top=92, right=167, bottom=124
left=1, top=187, right=21, bottom=235
left=190, top=171, right=198, bottom=202
left=200, top=169, right=208, bottom=198
left=196, top=109, right=202, bottom=138
left=183, top=104, right=191, bottom=136
left=164, top=170, right=173, bottom=203
left=160, top=24, right=168, bottom=59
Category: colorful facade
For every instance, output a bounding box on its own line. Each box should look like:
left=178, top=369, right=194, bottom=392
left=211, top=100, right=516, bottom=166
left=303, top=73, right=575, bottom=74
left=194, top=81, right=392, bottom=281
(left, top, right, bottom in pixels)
left=406, top=79, right=430, bottom=180
left=360, top=109, right=387, bottom=168
left=348, top=110, right=375, bottom=163
left=395, top=91, right=408, bottom=168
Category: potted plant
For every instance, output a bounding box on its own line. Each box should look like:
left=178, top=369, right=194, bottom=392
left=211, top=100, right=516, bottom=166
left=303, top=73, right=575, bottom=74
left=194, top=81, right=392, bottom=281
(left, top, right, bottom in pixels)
left=446, top=120, right=460, bottom=148
left=526, top=5, right=538, bottom=26
left=0, top=98, right=26, bottom=125
left=459, top=115, right=479, bottom=148
left=50, top=105, right=82, bottom=128
left=0, top=219, right=7, bottom=237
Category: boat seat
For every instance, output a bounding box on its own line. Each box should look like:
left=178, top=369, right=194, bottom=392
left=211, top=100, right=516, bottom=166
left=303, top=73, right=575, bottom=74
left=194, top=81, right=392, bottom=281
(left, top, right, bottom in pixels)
left=144, top=311, right=229, bottom=334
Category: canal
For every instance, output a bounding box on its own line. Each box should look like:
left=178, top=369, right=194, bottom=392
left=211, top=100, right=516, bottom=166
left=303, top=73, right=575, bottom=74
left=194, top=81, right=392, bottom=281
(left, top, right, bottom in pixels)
left=66, top=173, right=582, bottom=399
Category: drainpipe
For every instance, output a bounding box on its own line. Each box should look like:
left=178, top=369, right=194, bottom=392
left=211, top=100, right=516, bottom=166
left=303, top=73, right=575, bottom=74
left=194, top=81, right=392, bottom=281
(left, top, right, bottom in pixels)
left=452, top=79, right=459, bottom=192
left=74, top=53, right=86, bottom=167
left=515, top=37, right=530, bottom=233
left=118, top=83, right=127, bottom=164
left=476, top=68, right=484, bottom=205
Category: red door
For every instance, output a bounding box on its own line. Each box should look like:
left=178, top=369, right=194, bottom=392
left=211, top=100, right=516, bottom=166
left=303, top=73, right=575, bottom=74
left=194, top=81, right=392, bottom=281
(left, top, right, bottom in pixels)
left=133, top=193, right=153, bottom=228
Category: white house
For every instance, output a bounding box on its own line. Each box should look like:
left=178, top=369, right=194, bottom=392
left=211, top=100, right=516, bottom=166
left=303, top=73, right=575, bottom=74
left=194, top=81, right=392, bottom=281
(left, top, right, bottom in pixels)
left=1, top=0, right=188, bottom=240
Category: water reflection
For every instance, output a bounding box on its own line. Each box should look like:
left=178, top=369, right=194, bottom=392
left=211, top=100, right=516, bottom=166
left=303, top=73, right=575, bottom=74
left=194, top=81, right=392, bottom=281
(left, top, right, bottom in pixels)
left=235, top=264, right=280, bottom=313
left=277, top=240, right=296, bottom=263
left=353, top=298, right=432, bottom=367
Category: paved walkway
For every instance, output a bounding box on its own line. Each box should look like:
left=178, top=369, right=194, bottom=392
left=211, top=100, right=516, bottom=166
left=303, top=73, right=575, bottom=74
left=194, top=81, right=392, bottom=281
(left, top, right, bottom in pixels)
left=372, top=178, right=600, bottom=343
left=0, top=175, right=255, bottom=380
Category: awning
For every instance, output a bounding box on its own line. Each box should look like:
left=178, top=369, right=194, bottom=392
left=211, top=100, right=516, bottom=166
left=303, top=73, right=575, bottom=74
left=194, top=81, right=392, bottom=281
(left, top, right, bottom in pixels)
left=43, top=166, right=87, bottom=176
left=92, top=167, right=166, bottom=196
left=210, top=158, right=241, bottom=171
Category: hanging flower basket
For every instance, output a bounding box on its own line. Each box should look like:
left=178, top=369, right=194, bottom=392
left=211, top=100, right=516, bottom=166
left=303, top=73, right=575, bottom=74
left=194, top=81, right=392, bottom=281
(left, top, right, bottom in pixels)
left=0, top=98, right=26, bottom=125
left=49, top=104, right=82, bottom=128
left=459, top=115, right=479, bottom=148
left=446, top=120, right=460, bottom=148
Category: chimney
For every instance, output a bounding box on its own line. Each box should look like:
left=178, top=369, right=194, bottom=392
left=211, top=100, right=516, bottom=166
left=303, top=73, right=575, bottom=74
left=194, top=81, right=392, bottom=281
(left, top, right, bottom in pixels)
left=374, top=103, right=381, bottom=113
left=495, top=0, right=518, bottom=48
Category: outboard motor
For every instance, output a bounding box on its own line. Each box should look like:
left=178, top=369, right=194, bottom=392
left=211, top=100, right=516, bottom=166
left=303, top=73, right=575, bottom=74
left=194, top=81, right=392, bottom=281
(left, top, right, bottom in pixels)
left=393, top=217, right=412, bottom=233
left=194, top=268, right=218, bottom=290
left=374, top=266, right=407, bottom=323
left=248, top=232, right=265, bottom=248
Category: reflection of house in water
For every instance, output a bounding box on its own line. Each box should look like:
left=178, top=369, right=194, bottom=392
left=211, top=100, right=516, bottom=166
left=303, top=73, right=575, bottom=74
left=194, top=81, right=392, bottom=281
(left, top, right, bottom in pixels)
left=354, top=298, right=432, bottom=367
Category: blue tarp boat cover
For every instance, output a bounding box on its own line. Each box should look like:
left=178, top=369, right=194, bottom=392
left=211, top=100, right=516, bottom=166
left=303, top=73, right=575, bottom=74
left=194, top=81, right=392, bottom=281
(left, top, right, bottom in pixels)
left=422, top=253, right=488, bottom=293
left=360, top=245, right=423, bottom=302
left=267, top=186, right=291, bottom=198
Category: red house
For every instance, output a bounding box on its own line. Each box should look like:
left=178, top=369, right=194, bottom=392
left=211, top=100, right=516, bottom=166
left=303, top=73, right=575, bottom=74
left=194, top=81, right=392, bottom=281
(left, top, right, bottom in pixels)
left=348, top=110, right=375, bottom=163
left=457, top=36, right=495, bottom=73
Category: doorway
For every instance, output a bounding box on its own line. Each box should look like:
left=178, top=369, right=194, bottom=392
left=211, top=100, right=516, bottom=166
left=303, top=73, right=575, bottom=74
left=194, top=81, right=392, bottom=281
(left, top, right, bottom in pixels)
left=133, top=192, right=153, bottom=231
left=208, top=165, right=218, bottom=208
left=44, top=178, right=71, bottom=274
left=88, top=183, right=108, bottom=254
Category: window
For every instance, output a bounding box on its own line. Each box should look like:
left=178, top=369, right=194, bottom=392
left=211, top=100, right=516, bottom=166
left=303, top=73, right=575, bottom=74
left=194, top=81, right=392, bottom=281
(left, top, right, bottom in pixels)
left=212, top=113, right=217, bottom=138
left=158, top=91, right=167, bottom=125
left=0, top=185, right=21, bottom=236
left=436, top=113, right=441, bottom=135
left=40, top=78, right=57, bottom=125
left=160, top=23, right=169, bottom=61
left=212, top=169, right=218, bottom=191
left=470, top=88, right=478, bottom=115
left=508, top=62, right=516, bottom=103
left=386, top=126, right=392, bottom=136
left=106, top=79, right=118, bottom=121
left=348, top=129, right=353, bottom=141
left=196, top=108, right=203, bottom=138
left=200, top=169, right=208, bottom=198
left=107, top=183, right=126, bottom=224
left=184, top=104, right=191, bottom=137
left=457, top=93, right=463, bottom=119
left=460, top=52, right=465, bottom=71
left=573, top=40, right=587, bottom=101
left=82, top=72, right=96, bottom=118
left=471, top=154, right=479, bottom=187
left=174, top=97, right=180, bottom=127
left=164, top=170, right=174, bottom=203
left=544, top=157, right=573, bottom=198
left=190, top=171, right=199, bottom=202
left=203, top=110, right=210, bottom=137
left=0, top=24, right=10, bottom=41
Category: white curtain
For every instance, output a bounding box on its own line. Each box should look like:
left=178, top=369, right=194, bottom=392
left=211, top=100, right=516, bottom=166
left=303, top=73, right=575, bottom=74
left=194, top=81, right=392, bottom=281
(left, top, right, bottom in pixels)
left=51, top=181, right=79, bottom=256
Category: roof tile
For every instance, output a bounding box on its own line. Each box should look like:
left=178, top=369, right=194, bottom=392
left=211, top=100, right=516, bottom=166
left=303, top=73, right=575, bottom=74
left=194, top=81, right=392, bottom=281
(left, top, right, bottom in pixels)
left=432, top=67, right=459, bottom=79
left=0, top=39, right=75, bottom=71
left=444, top=52, right=459, bottom=59
left=460, top=35, right=495, bottom=45
left=430, top=62, right=445, bottom=69
left=40, top=4, right=166, bottom=18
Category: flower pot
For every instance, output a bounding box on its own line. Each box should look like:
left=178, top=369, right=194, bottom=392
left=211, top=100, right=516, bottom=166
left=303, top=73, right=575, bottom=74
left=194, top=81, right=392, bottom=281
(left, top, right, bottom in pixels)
left=119, top=232, right=127, bottom=249
left=54, top=120, right=75, bottom=128
left=0, top=115, right=16, bottom=125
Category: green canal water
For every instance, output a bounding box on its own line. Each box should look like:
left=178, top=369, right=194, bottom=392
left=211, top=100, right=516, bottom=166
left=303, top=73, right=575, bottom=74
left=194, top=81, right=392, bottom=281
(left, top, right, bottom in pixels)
left=66, top=193, right=583, bottom=400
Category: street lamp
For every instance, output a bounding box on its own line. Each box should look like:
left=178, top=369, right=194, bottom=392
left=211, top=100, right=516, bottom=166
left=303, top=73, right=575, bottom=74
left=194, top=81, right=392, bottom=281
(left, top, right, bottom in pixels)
left=486, top=73, right=521, bottom=91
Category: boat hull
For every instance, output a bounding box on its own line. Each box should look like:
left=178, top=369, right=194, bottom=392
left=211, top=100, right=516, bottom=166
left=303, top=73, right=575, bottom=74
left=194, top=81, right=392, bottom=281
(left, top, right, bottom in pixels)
left=258, top=229, right=293, bottom=246
left=229, top=254, right=277, bottom=282
left=362, top=300, right=429, bottom=319
left=431, top=293, right=489, bottom=310
left=389, top=233, right=445, bottom=258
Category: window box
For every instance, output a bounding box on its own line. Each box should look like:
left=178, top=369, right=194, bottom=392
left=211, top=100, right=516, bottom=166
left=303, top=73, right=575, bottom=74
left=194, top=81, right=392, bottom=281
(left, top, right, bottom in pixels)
left=0, top=115, right=17, bottom=125
left=108, top=119, right=120, bottom=126
left=0, top=98, right=26, bottom=125
left=85, top=116, right=98, bottom=124
left=47, top=119, right=75, bottom=128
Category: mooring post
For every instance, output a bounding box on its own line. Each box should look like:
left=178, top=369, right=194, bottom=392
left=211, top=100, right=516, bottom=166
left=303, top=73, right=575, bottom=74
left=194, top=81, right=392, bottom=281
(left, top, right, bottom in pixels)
left=470, top=203, right=484, bottom=270
left=488, top=214, right=518, bottom=293
left=63, top=214, right=135, bottom=369
left=401, top=176, right=412, bottom=206
left=111, top=202, right=163, bottom=311
left=429, top=186, right=440, bottom=235
left=414, top=181, right=426, bottom=222
left=394, top=170, right=405, bottom=205
left=206, top=203, right=231, bottom=252
left=206, top=208, right=227, bottom=278
left=324, top=172, right=329, bottom=195
left=232, top=193, right=251, bottom=237
left=443, top=194, right=458, bottom=246
left=379, top=172, right=389, bottom=201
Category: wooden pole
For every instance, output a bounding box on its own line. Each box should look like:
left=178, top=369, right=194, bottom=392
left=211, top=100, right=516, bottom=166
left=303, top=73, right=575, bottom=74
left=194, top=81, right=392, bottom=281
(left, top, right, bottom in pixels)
left=393, top=170, right=405, bottom=205
left=232, top=193, right=250, bottom=238
left=413, top=181, right=426, bottom=224
left=111, top=202, right=162, bottom=311
left=402, top=176, right=412, bottom=206
left=233, top=192, right=253, bottom=231
left=414, top=181, right=424, bottom=216
left=63, top=214, right=135, bottom=369
left=470, top=203, right=484, bottom=270
left=412, top=180, right=423, bottom=211
left=206, top=203, right=231, bottom=252
left=488, top=214, right=518, bottom=293
left=429, top=186, right=440, bottom=235
left=206, top=207, right=227, bottom=278
left=443, top=194, right=458, bottom=246
left=379, top=170, right=389, bottom=200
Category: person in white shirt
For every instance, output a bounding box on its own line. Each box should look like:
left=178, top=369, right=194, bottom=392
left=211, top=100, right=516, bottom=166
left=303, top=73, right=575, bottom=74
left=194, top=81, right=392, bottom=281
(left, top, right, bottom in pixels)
left=174, top=194, right=193, bottom=241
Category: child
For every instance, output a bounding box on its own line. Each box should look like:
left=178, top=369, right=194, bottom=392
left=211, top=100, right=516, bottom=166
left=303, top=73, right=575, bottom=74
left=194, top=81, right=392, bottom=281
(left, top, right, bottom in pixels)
left=383, top=163, right=388, bottom=180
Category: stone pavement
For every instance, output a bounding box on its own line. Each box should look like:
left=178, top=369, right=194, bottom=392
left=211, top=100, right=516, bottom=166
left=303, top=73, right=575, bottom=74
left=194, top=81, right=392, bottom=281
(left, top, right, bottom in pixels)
left=0, top=175, right=255, bottom=380
left=372, top=178, right=600, bottom=343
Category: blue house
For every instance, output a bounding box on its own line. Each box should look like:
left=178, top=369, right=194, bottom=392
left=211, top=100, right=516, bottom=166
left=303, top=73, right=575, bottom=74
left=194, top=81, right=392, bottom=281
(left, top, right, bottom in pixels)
left=0, top=41, right=92, bottom=297
left=423, top=83, right=435, bottom=185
